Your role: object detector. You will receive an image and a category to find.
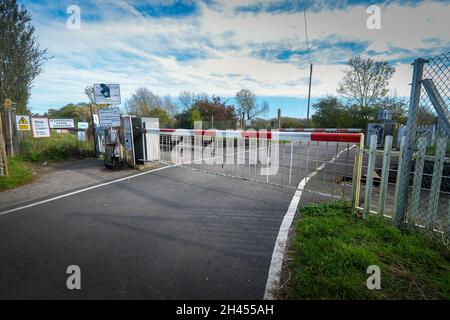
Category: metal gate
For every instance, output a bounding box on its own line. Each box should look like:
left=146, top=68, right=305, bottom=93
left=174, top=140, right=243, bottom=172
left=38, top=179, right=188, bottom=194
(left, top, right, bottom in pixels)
left=149, top=127, right=363, bottom=200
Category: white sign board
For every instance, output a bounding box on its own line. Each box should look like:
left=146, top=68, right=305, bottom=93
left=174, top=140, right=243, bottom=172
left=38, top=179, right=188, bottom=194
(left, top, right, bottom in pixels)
left=49, top=119, right=75, bottom=129
left=78, top=131, right=87, bottom=142
left=98, top=108, right=121, bottom=127
left=16, top=115, right=31, bottom=131
left=93, top=114, right=99, bottom=127
left=377, top=110, right=393, bottom=121
left=123, top=116, right=134, bottom=152
left=31, top=118, right=51, bottom=138
left=367, top=123, right=385, bottom=148
left=78, top=122, right=89, bottom=129
left=93, top=84, right=121, bottom=105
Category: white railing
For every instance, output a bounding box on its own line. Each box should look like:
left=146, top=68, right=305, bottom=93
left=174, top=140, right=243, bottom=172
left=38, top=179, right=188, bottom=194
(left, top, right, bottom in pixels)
left=353, top=134, right=449, bottom=234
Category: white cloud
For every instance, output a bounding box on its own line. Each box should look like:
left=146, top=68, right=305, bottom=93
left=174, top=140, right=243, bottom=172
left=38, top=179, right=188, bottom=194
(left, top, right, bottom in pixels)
left=25, top=0, right=450, bottom=112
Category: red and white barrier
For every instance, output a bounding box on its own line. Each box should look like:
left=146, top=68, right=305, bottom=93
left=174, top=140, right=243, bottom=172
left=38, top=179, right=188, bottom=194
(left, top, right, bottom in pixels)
left=279, top=128, right=362, bottom=133
left=151, top=129, right=362, bottom=144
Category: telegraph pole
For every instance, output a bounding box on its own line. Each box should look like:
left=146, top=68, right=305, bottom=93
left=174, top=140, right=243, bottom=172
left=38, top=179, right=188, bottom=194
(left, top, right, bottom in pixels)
left=278, top=108, right=282, bottom=129
left=306, top=63, right=313, bottom=128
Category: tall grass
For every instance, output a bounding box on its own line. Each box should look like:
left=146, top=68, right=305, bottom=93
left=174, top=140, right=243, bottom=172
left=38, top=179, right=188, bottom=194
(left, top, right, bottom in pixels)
left=284, top=201, right=450, bottom=300
left=0, top=157, right=33, bottom=191
left=20, top=133, right=95, bottom=162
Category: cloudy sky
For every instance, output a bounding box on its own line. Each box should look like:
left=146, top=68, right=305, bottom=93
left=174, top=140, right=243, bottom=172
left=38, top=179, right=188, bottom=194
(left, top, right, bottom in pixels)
left=20, top=0, right=450, bottom=118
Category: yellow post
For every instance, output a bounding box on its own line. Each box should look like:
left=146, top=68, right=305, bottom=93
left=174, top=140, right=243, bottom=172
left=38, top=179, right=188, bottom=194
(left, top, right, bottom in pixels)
left=4, top=99, right=13, bottom=109
left=352, top=133, right=365, bottom=210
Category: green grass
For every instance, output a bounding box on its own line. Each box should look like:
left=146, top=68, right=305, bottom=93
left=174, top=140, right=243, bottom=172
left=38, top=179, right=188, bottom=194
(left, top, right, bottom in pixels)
left=20, top=133, right=95, bottom=162
left=426, top=143, right=450, bottom=157
left=0, top=157, right=34, bottom=191
left=285, top=201, right=450, bottom=300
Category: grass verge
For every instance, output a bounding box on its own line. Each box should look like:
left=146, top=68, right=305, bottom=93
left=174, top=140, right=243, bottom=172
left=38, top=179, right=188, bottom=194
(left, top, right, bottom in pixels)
left=283, top=201, right=449, bottom=300
left=0, top=157, right=34, bottom=191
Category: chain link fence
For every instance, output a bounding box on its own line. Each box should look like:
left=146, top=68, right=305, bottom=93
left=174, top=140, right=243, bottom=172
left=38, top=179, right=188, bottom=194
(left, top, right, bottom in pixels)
left=395, top=52, right=449, bottom=235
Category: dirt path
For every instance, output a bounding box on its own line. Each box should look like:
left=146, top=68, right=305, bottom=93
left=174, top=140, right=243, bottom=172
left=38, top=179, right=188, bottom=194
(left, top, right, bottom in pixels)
left=0, top=158, right=140, bottom=211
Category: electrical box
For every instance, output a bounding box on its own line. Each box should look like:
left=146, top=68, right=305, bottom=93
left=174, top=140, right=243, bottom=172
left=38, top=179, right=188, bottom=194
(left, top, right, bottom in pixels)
left=133, top=117, right=160, bottom=164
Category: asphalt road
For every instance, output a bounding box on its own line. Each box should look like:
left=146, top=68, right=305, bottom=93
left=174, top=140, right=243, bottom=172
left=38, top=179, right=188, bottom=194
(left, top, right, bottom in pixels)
left=0, top=166, right=295, bottom=299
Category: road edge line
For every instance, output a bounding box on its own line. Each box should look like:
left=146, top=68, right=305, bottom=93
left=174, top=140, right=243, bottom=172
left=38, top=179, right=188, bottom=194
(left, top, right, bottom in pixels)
left=0, top=165, right=173, bottom=217
left=263, top=145, right=355, bottom=299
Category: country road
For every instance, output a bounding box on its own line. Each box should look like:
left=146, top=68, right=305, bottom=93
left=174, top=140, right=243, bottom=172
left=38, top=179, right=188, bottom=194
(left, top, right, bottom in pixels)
left=0, top=141, right=346, bottom=299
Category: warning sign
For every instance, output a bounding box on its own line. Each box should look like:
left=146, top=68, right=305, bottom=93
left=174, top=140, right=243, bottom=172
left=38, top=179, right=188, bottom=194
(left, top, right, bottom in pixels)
left=31, top=118, right=51, bottom=138
left=16, top=116, right=31, bottom=131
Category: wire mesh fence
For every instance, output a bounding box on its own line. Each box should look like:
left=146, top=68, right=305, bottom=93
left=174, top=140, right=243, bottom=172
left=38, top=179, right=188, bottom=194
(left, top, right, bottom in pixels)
left=394, top=52, right=449, bottom=235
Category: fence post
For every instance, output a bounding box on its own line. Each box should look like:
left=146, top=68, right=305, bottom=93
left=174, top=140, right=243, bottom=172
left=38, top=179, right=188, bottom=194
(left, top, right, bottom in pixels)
left=409, top=137, right=427, bottom=224
left=393, top=136, right=405, bottom=212
left=394, top=58, right=426, bottom=226
left=378, top=135, right=393, bottom=218
left=0, top=112, right=8, bottom=176
left=363, top=134, right=377, bottom=219
left=426, top=138, right=446, bottom=229
left=4, top=105, right=18, bottom=158
left=351, top=134, right=364, bottom=209
left=447, top=198, right=450, bottom=237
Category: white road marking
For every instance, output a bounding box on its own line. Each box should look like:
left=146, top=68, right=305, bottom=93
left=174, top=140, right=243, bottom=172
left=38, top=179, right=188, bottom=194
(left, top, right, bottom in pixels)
left=263, top=145, right=356, bottom=300
left=0, top=165, right=173, bottom=217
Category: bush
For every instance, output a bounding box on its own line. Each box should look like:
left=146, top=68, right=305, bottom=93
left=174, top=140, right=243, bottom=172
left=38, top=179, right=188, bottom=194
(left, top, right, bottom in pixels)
left=19, top=133, right=95, bottom=162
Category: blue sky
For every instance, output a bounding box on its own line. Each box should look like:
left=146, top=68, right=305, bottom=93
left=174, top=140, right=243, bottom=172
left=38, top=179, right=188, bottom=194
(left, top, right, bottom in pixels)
left=20, top=0, right=450, bottom=118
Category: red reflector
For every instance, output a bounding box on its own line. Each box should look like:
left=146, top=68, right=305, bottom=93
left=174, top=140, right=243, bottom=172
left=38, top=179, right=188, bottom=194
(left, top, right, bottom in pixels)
left=311, top=133, right=361, bottom=143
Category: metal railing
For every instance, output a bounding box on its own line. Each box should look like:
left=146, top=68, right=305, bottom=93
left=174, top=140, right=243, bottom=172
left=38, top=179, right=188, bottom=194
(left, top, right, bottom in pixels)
left=156, top=129, right=362, bottom=200
left=354, top=134, right=449, bottom=234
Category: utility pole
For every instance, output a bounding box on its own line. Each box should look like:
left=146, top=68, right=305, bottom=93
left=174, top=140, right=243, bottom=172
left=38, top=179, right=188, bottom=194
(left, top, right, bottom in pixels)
left=90, top=103, right=98, bottom=156
left=278, top=108, right=282, bottom=129
left=306, top=63, right=313, bottom=128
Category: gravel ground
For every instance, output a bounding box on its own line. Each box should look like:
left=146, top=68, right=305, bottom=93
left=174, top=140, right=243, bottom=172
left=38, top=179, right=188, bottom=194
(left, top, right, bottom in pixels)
left=0, top=158, right=154, bottom=211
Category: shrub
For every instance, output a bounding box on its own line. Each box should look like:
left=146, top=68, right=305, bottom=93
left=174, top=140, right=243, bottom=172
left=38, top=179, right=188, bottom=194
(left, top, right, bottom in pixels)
left=19, top=133, right=95, bottom=162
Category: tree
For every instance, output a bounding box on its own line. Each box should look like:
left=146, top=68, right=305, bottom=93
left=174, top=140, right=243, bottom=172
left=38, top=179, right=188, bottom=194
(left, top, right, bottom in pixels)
left=337, top=56, right=395, bottom=108
left=145, top=107, right=172, bottom=128
left=235, top=89, right=269, bottom=120
left=193, top=96, right=236, bottom=129
left=178, top=91, right=198, bottom=109
left=125, top=87, right=177, bottom=117
left=373, top=93, right=408, bottom=124
left=84, top=86, right=95, bottom=104
left=48, top=103, right=92, bottom=124
left=0, top=0, right=50, bottom=112
left=312, top=96, right=349, bottom=128
left=175, top=107, right=202, bottom=129
left=175, top=96, right=236, bottom=129
left=162, top=94, right=178, bottom=117
left=279, top=117, right=308, bottom=129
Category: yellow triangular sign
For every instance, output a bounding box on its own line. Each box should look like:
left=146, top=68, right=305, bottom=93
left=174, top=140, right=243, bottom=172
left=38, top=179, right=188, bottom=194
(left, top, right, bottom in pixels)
left=19, top=117, right=28, bottom=124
